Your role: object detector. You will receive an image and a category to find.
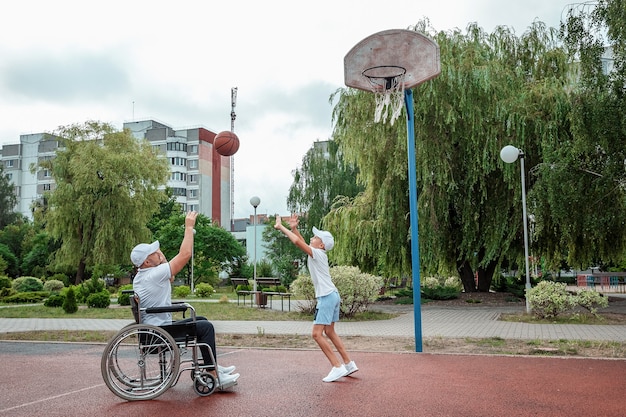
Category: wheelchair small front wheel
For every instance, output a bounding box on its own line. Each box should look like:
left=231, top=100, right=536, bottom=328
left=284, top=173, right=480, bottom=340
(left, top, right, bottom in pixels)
left=101, top=324, right=180, bottom=401
left=193, top=372, right=217, bottom=396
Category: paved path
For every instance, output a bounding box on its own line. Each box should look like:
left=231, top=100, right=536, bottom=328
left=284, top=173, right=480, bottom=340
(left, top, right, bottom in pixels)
left=2, top=302, right=625, bottom=342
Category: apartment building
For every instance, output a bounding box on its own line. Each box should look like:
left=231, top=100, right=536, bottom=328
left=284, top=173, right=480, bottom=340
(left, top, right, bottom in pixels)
left=0, top=119, right=232, bottom=227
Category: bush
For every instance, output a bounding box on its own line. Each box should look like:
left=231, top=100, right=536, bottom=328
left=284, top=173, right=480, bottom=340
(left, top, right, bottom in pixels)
left=236, top=284, right=251, bottom=292
left=195, top=283, right=214, bottom=298
left=12, top=276, right=44, bottom=292
left=77, top=277, right=106, bottom=303
left=86, top=290, right=111, bottom=308
left=3, top=291, right=48, bottom=303
left=574, top=289, right=608, bottom=316
left=43, top=279, right=65, bottom=292
left=421, top=276, right=462, bottom=300
left=291, top=265, right=384, bottom=318
left=63, top=286, right=79, bottom=314
left=44, top=293, right=65, bottom=307
left=173, top=285, right=191, bottom=298
left=0, top=276, right=11, bottom=290
left=50, top=273, right=70, bottom=287
left=527, top=281, right=575, bottom=318
left=117, top=284, right=134, bottom=306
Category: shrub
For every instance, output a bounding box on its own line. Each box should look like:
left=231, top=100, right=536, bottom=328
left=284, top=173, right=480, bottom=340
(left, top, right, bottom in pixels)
left=195, top=283, right=214, bottom=298
left=3, top=291, right=48, bottom=303
left=44, top=293, right=65, bottom=307
left=0, top=276, right=11, bottom=290
left=76, top=277, right=106, bottom=303
left=574, top=289, right=608, bottom=316
left=527, top=281, right=575, bottom=318
left=63, top=286, right=79, bottom=314
left=173, top=285, right=191, bottom=298
left=43, top=279, right=65, bottom=292
left=86, top=290, right=111, bottom=308
left=290, top=274, right=317, bottom=314
left=50, top=273, right=70, bottom=287
left=12, top=276, right=44, bottom=292
left=236, top=284, right=251, bottom=292
left=421, top=276, right=462, bottom=300
left=291, top=266, right=384, bottom=318
left=117, top=284, right=134, bottom=306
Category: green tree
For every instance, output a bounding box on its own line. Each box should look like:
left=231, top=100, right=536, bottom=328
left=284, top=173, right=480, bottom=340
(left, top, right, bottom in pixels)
left=530, top=0, right=626, bottom=270
left=0, top=164, right=17, bottom=228
left=155, top=213, right=246, bottom=287
left=263, top=215, right=307, bottom=286
left=287, top=140, right=363, bottom=230
left=42, top=121, right=170, bottom=283
left=327, top=21, right=571, bottom=291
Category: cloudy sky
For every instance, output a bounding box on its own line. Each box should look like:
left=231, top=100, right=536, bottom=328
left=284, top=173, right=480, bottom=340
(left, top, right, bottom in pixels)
left=0, top=0, right=572, bottom=219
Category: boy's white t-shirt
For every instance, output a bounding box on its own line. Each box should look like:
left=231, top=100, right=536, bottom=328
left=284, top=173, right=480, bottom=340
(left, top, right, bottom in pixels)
left=307, top=247, right=337, bottom=298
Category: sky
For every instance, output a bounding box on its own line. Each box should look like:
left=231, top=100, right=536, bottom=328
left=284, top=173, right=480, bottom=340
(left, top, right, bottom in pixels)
left=0, top=0, right=573, bottom=219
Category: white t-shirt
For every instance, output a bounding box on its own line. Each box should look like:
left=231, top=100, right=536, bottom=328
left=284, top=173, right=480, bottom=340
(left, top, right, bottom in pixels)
left=307, top=247, right=337, bottom=298
left=132, top=263, right=173, bottom=326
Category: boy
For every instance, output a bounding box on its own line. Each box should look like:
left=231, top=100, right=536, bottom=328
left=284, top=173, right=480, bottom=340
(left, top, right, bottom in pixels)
left=274, top=214, right=358, bottom=382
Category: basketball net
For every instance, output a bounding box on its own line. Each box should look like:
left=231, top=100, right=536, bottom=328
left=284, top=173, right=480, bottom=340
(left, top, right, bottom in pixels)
left=367, top=73, right=405, bottom=125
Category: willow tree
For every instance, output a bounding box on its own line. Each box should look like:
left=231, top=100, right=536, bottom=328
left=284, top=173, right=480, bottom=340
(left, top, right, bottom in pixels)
left=287, top=139, right=363, bottom=232
left=43, top=121, right=170, bottom=283
left=327, top=21, right=571, bottom=291
left=529, top=0, right=626, bottom=270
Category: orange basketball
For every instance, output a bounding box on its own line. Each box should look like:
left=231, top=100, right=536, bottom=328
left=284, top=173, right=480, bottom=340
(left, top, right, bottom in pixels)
left=214, top=131, right=240, bottom=156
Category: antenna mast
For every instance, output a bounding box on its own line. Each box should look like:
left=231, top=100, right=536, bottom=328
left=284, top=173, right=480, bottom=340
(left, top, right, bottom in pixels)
left=230, top=87, right=237, bottom=231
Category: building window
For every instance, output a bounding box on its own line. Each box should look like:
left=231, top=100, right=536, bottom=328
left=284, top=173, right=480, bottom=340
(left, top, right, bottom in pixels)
left=188, top=159, right=198, bottom=169
left=43, top=184, right=51, bottom=191
left=167, top=142, right=187, bottom=152
left=189, top=189, right=198, bottom=198
left=188, top=174, right=197, bottom=184
left=6, top=160, right=14, bottom=168
left=170, top=157, right=187, bottom=166
left=189, top=145, right=198, bottom=154
left=171, top=171, right=187, bottom=181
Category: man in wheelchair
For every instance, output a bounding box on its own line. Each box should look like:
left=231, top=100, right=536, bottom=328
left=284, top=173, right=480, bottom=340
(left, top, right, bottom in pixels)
left=130, top=211, right=239, bottom=389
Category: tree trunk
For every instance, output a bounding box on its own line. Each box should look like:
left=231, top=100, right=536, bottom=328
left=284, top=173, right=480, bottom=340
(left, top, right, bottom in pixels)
left=75, top=259, right=86, bottom=284
left=457, top=259, right=478, bottom=292
left=476, top=260, right=498, bottom=292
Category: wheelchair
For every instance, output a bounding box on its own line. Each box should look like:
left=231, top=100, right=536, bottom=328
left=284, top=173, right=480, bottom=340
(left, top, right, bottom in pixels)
left=101, top=290, right=233, bottom=401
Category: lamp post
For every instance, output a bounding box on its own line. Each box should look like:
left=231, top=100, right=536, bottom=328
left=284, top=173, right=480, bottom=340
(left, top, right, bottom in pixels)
left=500, top=145, right=531, bottom=314
left=249, top=196, right=261, bottom=295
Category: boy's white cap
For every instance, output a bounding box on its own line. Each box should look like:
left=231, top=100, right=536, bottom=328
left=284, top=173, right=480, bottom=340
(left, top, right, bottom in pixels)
left=130, top=241, right=160, bottom=267
left=312, top=227, right=334, bottom=251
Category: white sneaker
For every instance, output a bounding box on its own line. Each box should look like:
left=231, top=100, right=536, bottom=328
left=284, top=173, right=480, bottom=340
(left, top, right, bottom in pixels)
left=218, top=372, right=240, bottom=389
left=344, top=360, right=359, bottom=376
left=322, top=365, right=348, bottom=382
left=218, top=364, right=236, bottom=374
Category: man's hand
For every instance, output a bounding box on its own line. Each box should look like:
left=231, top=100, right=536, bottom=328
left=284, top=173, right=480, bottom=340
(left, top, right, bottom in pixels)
left=185, top=211, right=198, bottom=229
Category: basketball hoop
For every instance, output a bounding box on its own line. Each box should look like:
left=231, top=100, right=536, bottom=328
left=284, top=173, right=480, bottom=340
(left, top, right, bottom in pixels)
left=362, top=65, right=406, bottom=124
left=344, top=29, right=441, bottom=125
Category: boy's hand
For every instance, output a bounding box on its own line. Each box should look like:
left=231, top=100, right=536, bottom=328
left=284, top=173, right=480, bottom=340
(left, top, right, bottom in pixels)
left=274, top=215, right=282, bottom=229
left=288, top=214, right=299, bottom=229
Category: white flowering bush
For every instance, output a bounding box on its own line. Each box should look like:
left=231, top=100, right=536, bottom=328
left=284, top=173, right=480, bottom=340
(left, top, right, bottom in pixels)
left=527, top=281, right=575, bottom=318
left=574, top=289, right=608, bottom=316
left=421, top=276, right=462, bottom=300
left=290, top=265, right=384, bottom=318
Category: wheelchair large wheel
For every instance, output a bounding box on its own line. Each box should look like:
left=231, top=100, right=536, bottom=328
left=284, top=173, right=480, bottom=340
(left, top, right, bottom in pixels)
left=193, top=372, right=217, bottom=396
left=101, top=324, right=180, bottom=401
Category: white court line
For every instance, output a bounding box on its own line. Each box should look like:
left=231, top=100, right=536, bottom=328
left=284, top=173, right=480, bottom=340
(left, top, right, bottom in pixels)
left=0, top=384, right=104, bottom=414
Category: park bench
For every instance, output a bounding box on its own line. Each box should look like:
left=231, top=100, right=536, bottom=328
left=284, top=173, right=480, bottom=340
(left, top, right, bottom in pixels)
left=231, top=277, right=256, bottom=307
left=255, top=277, right=292, bottom=311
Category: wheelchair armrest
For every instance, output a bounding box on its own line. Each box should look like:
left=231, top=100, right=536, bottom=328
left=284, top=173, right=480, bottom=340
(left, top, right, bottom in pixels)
left=145, top=304, right=189, bottom=314
left=121, top=289, right=135, bottom=295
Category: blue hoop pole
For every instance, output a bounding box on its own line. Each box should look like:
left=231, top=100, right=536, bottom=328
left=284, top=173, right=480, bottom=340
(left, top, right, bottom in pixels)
left=404, top=89, right=423, bottom=352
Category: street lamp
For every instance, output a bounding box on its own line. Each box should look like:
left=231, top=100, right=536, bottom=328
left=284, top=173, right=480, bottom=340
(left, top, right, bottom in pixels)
left=500, top=145, right=532, bottom=314
left=249, top=196, right=261, bottom=295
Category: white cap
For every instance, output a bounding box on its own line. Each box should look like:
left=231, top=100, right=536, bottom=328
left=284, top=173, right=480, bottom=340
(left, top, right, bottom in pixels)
left=130, top=241, right=160, bottom=267
left=312, top=227, right=334, bottom=251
